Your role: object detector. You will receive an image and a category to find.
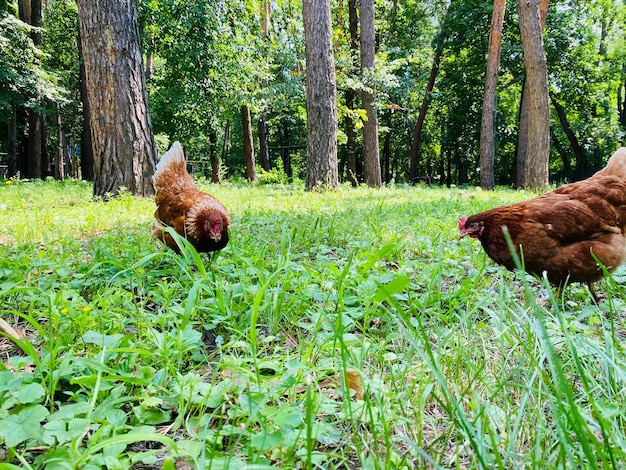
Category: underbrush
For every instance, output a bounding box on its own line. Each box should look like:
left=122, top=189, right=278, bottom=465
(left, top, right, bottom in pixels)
left=0, top=180, right=624, bottom=469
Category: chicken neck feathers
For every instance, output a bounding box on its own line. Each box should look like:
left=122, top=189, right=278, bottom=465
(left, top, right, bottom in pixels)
left=461, top=147, right=626, bottom=286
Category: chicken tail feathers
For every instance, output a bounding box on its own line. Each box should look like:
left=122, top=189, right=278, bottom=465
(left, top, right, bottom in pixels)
left=153, top=141, right=186, bottom=183
left=596, top=147, right=626, bottom=180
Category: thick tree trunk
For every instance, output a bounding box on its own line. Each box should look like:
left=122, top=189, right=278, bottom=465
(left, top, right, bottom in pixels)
left=516, top=0, right=549, bottom=188
left=241, top=104, right=258, bottom=182
left=209, top=130, right=221, bottom=183
left=303, top=0, right=338, bottom=191
left=360, top=0, right=381, bottom=187
left=479, top=0, right=506, bottom=190
left=77, top=0, right=157, bottom=197
left=518, top=0, right=550, bottom=189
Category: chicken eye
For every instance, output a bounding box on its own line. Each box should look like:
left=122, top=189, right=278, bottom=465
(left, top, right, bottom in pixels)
left=470, top=223, right=478, bottom=229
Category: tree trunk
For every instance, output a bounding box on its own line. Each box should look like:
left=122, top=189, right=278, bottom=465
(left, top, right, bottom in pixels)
left=27, top=111, right=42, bottom=179
left=77, top=0, right=157, bottom=198
left=550, top=130, right=571, bottom=180
left=221, top=121, right=230, bottom=162
left=23, top=0, right=45, bottom=179
left=382, top=111, right=392, bottom=183
left=303, top=0, right=339, bottom=191
left=209, top=130, right=221, bottom=183
left=479, top=0, right=506, bottom=190
left=409, top=1, right=457, bottom=183
left=409, top=42, right=444, bottom=183
left=258, top=117, right=270, bottom=171
left=360, top=0, right=381, bottom=187
left=550, top=95, right=587, bottom=179
left=280, top=120, right=293, bottom=179
left=241, top=104, right=258, bottom=182
left=516, top=0, right=549, bottom=188
left=7, top=106, right=17, bottom=178
left=345, top=0, right=359, bottom=186
left=518, top=0, right=550, bottom=189
left=55, top=104, right=65, bottom=180
left=258, top=0, right=271, bottom=172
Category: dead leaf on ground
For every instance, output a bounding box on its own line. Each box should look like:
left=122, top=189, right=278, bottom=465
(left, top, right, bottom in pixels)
left=346, top=369, right=364, bottom=400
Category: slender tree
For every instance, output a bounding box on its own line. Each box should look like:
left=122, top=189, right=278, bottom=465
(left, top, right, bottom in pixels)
left=345, top=0, right=359, bottom=186
left=258, top=0, right=271, bottom=172
left=77, top=0, right=157, bottom=197
left=479, top=0, right=506, bottom=189
left=360, top=0, right=381, bottom=187
left=209, top=130, right=221, bottom=183
left=518, top=0, right=550, bottom=189
left=302, top=0, right=338, bottom=190
left=23, top=0, right=47, bottom=179
left=242, top=103, right=258, bottom=182
left=408, top=0, right=455, bottom=183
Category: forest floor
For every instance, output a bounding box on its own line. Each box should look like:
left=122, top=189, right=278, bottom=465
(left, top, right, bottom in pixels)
left=0, top=179, right=625, bottom=469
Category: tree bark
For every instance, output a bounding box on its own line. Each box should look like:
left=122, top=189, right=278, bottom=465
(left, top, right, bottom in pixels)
left=241, top=104, right=258, bottom=182
left=303, top=0, right=339, bottom=191
left=258, top=117, right=270, bottom=171
left=479, top=0, right=506, bottom=190
left=209, top=130, right=221, bottom=183
left=22, top=0, right=46, bottom=179
left=518, top=0, right=550, bottom=189
left=360, top=0, right=381, bottom=187
left=77, top=0, right=157, bottom=198
left=516, top=0, right=549, bottom=188
left=7, top=106, right=17, bottom=178
left=382, top=111, right=392, bottom=183
left=55, top=104, right=66, bottom=180
left=280, top=120, right=293, bottom=179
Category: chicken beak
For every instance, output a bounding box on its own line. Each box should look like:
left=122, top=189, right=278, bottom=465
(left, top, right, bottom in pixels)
left=458, top=230, right=469, bottom=239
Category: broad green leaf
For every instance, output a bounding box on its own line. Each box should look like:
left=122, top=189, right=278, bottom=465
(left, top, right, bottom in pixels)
left=0, top=404, right=49, bottom=447
left=373, top=274, right=410, bottom=303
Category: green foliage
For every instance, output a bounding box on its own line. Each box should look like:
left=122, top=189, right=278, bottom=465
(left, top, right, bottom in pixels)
left=0, top=14, right=41, bottom=114
left=0, top=180, right=625, bottom=468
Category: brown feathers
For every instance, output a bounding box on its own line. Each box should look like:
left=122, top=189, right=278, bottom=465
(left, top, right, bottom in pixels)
left=151, top=141, right=231, bottom=253
left=459, top=148, right=626, bottom=287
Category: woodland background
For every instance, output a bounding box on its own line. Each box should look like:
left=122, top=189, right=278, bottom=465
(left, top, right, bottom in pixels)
left=2, top=0, right=626, bottom=190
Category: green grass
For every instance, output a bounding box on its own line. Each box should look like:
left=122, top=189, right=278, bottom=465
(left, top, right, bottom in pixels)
left=0, top=179, right=625, bottom=469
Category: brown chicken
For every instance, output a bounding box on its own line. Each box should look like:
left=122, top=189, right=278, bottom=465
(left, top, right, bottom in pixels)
left=459, top=148, right=626, bottom=293
left=151, top=141, right=230, bottom=253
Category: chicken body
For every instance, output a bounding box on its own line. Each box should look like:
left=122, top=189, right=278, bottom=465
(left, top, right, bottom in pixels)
left=151, top=141, right=230, bottom=253
left=459, top=148, right=626, bottom=287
